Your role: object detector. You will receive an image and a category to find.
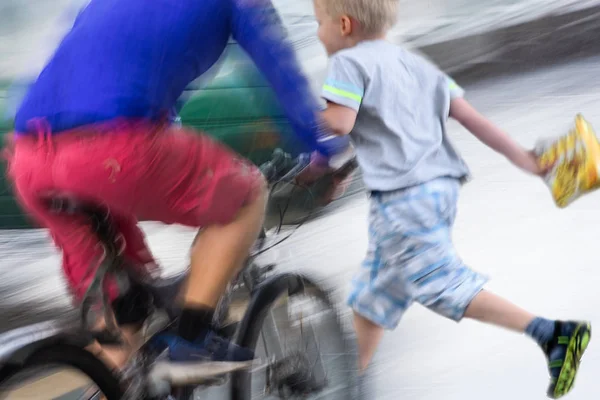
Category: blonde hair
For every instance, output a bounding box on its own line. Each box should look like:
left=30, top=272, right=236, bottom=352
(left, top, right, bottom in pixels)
left=320, top=0, right=399, bottom=35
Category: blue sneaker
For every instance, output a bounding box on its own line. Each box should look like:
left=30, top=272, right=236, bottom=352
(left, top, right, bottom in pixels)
left=147, top=330, right=254, bottom=389
left=152, top=330, right=254, bottom=363
left=543, top=321, right=591, bottom=398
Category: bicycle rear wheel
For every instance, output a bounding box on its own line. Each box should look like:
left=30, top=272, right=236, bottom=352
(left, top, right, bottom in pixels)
left=0, top=344, right=124, bottom=400
left=231, top=273, right=363, bottom=400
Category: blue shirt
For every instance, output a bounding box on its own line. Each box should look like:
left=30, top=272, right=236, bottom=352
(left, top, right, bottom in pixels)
left=15, top=0, right=342, bottom=155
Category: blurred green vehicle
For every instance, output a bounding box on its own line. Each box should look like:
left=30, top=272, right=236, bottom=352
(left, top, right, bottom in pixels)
left=179, top=42, right=315, bottom=166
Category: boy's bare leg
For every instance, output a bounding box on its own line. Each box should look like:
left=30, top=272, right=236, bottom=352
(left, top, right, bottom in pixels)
left=353, top=290, right=537, bottom=371
left=463, top=290, right=535, bottom=332
left=463, top=289, right=591, bottom=398
left=353, top=312, right=385, bottom=371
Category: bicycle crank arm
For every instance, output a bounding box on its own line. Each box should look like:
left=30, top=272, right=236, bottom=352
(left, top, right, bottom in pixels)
left=147, top=360, right=254, bottom=396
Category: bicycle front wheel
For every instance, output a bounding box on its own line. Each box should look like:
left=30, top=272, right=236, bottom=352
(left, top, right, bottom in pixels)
left=231, top=273, right=363, bottom=400
left=0, top=344, right=124, bottom=400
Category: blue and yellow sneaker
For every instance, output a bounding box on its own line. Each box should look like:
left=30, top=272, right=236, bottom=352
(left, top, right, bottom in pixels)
left=542, top=321, right=591, bottom=398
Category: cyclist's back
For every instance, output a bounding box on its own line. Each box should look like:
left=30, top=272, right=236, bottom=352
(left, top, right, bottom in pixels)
left=8, top=0, right=334, bottom=368
left=16, top=0, right=231, bottom=133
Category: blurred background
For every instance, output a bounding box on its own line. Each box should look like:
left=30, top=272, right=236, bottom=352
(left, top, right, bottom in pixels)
left=2, top=0, right=600, bottom=399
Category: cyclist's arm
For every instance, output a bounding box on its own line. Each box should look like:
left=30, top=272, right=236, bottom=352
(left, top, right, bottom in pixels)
left=230, top=0, right=336, bottom=156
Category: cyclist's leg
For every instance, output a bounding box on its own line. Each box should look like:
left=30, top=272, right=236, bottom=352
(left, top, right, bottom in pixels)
left=184, top=190, right=265, bottom=304
left=115, top=216, right=160, bottom=279
left=6, top=133, right=157, bottom=368
left=9, top=122, right=264, bottom=363
left=8, top=196, right=147, bottom=369
left=130, top=126, right=266, bottom=362
left=7, top=141, right=109, bottom=301
left=99, top=217, right=158, bottom=367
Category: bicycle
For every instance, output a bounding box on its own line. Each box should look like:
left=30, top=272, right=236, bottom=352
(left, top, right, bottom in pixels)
left=0, top=148, right=361, bottom=400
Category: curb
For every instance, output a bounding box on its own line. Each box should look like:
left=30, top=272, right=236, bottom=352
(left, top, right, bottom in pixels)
left=410, top=4, right=600, bottom=76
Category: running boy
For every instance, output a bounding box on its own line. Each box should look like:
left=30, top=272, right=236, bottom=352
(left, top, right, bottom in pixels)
left=313, top=0, right=591, bottom=397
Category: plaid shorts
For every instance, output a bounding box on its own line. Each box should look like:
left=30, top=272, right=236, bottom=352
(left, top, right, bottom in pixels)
left=348, top=177, right=488, bottom=329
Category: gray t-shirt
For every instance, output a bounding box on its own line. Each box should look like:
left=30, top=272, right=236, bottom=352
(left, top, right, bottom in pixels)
left=321, top=39, right=470, bottom=191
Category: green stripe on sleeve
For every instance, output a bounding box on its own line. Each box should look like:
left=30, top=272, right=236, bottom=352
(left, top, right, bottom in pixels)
left=323, top=84, right=362, bottom=103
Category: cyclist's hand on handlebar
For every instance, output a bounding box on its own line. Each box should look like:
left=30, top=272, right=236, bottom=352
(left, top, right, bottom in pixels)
left=296, top=144, right=355, bottom=185
left=295, top=152, right=332, bottom=184
left=260, top=141, right=355, bottom=184
left=315, top=132, right=350, bottom=158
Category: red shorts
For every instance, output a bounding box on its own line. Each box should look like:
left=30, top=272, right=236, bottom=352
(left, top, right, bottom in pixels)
left=5, top=120, right=263, bottom=301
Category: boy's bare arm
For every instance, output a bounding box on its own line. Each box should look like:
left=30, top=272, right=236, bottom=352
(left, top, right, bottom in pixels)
left=321, top=102, right=358, bottom=136
left=449, top=97, right=543, bottom=176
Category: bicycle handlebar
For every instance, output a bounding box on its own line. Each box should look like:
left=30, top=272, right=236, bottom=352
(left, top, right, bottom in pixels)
left=259, top=149, right=311, bottom=184
left=260, top=146, right=357, bottom=186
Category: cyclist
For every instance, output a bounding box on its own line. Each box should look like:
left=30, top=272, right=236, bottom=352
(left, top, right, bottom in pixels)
left=5, top=0, right=347, bottom=372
